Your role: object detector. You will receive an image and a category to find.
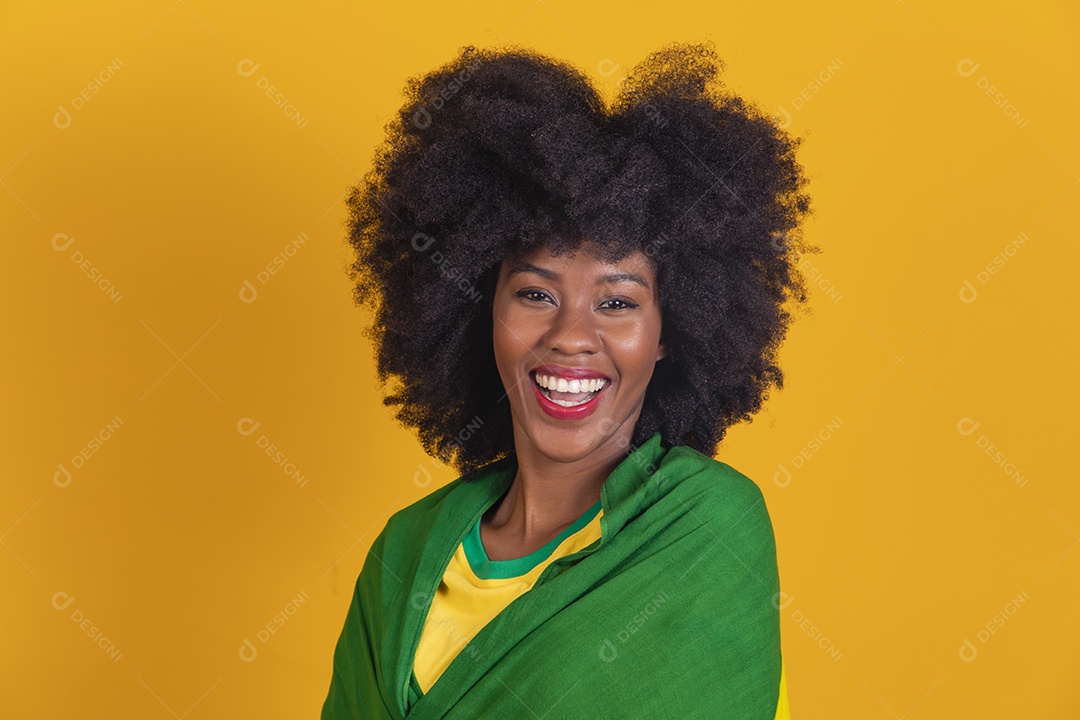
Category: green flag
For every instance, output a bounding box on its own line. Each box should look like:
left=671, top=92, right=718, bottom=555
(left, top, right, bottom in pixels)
left=321, top=430, right=784, bottom=718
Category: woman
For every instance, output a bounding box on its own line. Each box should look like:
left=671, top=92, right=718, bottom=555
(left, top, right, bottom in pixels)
left=322, top=40, right=815, bottom=719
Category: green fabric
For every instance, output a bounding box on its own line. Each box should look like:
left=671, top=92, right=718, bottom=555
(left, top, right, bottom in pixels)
left=321, top=430, right=783, bottom=719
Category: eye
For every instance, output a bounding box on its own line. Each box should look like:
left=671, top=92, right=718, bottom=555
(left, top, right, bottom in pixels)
left=515, top=290, right=639, bottom=310
left=600, top=297, right=639, bottom=311
left=516, top=289, right=553, bottom=303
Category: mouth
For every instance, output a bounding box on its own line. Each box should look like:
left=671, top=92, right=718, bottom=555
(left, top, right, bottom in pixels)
left=530, top=370, right=609, bottom=409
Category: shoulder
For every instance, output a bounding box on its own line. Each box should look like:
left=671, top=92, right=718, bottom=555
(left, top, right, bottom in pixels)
left=654, top=443, right=774, bottom=537
left=377, top=478, right=459, bottom=548
left=653, top=444, right=781, bottom=600
left=656, top=443, right=768, bottom=509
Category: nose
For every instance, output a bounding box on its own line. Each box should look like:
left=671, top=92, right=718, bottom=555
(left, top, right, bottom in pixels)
left=541, top=298, right=600, bottom=356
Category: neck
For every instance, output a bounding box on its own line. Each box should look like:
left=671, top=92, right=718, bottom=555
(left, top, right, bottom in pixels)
left=485, top=421, right=637, bottom=541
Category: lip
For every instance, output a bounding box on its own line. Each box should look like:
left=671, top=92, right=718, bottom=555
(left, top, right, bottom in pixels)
left=530, top=363, right=611, bottom=382
left=529, top=370, right=609, bottom=420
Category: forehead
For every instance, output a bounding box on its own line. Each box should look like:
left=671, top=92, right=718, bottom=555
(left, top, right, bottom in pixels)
left=497, top=244, right=660, bottom=299
left=502, top=242, right=657, bottom=276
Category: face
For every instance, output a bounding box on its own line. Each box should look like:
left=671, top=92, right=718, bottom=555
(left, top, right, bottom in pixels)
left=491, top=242, right=668, bottom=465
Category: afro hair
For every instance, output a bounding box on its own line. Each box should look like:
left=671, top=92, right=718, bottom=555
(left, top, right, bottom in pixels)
left=343, top=40, right=818, bottom=477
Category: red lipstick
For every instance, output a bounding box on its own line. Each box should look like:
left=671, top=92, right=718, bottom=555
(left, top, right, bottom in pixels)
left=529, top=370, right=608, bottom=420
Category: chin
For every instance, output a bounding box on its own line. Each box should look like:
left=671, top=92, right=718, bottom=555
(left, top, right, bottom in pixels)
left=535, top=415, right=632, bottom=461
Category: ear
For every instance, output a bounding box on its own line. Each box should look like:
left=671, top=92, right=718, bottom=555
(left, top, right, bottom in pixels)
left=656, top=330, right=669, bottom=361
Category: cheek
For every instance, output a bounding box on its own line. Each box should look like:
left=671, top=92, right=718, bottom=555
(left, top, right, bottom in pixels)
left=613, top=317, right=660, bottom=351
left=491, top=306, right=529, bottom=372
left=490, top=297, right=510, bottom=349
left=493, top=304, right=540, bottom=348
left=490, top=331, right=517, bottom=396
left=609, top=319, right=663, bottom=379
left=491, top=322, right=512, bottom=369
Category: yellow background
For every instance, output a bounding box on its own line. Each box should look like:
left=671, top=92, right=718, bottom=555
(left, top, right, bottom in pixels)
left=3, top=1, right=1077, bottom=717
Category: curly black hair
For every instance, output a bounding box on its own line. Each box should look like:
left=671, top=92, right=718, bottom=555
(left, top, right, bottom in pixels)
left=343, top=40, right=818, bottom=477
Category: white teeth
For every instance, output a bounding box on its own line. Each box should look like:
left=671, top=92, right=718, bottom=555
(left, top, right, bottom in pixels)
left=533, top=373, right=608, bottom=394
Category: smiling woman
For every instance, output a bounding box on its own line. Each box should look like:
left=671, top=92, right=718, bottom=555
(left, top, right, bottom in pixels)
left=322, top=40, right=815, bottom=719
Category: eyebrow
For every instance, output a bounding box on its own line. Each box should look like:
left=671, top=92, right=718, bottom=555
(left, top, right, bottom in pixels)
left=506, top=262, right=651, bottom=289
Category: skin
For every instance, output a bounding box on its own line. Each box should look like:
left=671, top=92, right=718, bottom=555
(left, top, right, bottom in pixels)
left=485, top=241, right=668, bottom=560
